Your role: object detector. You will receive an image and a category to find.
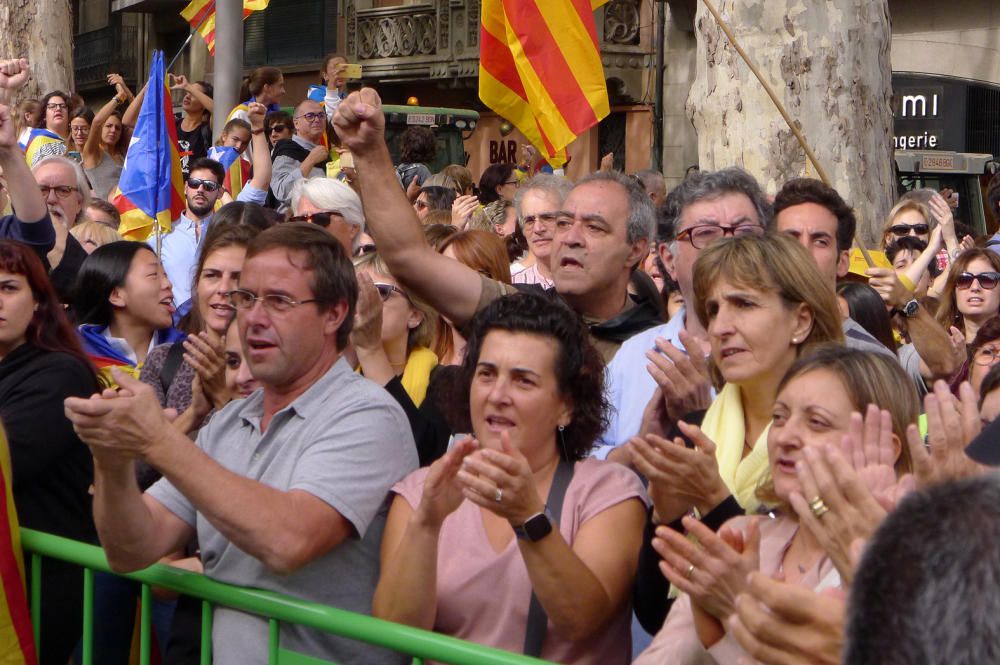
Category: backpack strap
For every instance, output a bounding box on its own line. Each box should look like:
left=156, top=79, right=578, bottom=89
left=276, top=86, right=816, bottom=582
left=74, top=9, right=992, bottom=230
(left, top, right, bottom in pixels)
left=159, top=342, right=186, bottom=397
left=522, top=457, right=575, bottom=657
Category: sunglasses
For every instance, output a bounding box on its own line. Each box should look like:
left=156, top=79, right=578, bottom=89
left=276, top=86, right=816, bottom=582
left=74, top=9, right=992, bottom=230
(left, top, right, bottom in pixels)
left=187, top=178, right=220, bottom=192
left=374, top=283, right=407, bottom=302
left=956, top=271, right=1000, bottom=290
left=287, top=210, right=344, bottom=227
left=269, top=125, right=291, bottom=134
left=889, top=223, right=930, bottom=236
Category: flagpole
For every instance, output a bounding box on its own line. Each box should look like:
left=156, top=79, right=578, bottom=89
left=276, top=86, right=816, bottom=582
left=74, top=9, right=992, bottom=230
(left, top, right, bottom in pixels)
left=167, top=1, right=215, bottom=72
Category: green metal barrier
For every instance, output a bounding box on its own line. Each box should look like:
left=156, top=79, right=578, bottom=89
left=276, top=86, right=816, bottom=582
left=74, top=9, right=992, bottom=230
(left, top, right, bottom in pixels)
left=21, top=528, right=553, bottom=665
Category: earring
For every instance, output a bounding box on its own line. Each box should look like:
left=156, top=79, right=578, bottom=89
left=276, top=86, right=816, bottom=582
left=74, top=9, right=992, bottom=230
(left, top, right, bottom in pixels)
left=558, top=425, right=565, bottom=432
left=792, top=337, right=799, bottom=344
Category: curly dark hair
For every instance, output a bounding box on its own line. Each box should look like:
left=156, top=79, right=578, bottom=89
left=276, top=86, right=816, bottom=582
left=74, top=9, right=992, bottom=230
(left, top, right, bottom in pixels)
left=449, top=292, right=608, bottom=461
left=399, top=126, right=437, bottom=164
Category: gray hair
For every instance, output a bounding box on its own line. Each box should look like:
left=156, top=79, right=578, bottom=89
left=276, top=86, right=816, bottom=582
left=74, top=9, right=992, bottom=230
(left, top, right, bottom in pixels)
left=423, top=173, right=460, bottom=193
left=513, top=174, right=573, bottom=228
left=666, top=167, right=771, bottom=254
left=574, top=170, right=655, bottom=246
left=290, top=177, right=365, bottom=250
left=32, top=155, right=92, bottom=212
left=845, top=473, right=1000, bottom=664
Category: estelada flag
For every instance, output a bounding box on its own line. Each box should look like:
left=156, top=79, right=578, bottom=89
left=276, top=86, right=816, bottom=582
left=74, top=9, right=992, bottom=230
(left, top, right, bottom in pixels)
left=480, top=0, right=610, bottom=168
left=19, top=128, right=67, bottom=168
left=0, top=426, right=36, bottom=665
left=207, top=145, right=250, bottom=199
left=181, top=0, right=269, bottom=55
left=112, top=51, right=185, bottom=242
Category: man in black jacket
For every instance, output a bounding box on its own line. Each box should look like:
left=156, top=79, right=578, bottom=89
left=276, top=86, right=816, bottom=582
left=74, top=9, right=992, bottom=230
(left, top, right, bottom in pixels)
left=269, top=99, right=329, bottom=213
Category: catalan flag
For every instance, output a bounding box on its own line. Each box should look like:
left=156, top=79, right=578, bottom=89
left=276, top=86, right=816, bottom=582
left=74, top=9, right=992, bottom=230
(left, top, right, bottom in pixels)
left=181, top=0, right=269, bottom=55
left=207, top=145, right=250, bottom=199
left=0, top=427, right=36, bottom=665
left=19, top=128, right=66, bottom=168
left=112, top=51, right=185, bottom=242
left=479, top=0, right=610, bottom=168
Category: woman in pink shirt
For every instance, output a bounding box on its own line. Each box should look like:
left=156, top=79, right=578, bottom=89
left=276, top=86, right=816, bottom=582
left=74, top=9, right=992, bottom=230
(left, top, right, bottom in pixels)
left=374, top=292, right=649, bottom=664
left=634, top=345, right=917, bottom=665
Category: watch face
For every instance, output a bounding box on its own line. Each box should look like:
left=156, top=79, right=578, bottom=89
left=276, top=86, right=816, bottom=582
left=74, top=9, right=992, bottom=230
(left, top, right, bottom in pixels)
left=523, top=513, right=553, bottom=541
left=905, top=300, right=919, bottom=317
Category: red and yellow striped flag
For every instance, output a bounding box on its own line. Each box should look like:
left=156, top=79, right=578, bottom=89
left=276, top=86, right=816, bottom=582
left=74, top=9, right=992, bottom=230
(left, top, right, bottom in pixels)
left=479, top=0, right=610, bottom=168
left=180, top=0, right=269, bottom=55
left=0, top=427, right=36, bottom=665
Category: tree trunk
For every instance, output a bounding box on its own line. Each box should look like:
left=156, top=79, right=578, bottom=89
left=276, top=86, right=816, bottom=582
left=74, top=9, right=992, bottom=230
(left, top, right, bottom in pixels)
left=687, top=0, right=894, bottom=247
left=0, top=0, right=74, bottom=102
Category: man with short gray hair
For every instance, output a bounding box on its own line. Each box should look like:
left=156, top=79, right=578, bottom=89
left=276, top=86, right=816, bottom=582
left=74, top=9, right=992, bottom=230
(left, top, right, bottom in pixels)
left=511, top=174, right=573, bottom=288
left=332, top=87, right=662, bottom=361
left=270, top=99, right=329, bottom=212
left=289, top=176, right=365, bottom=254
left=32, top=155, right=91, bottom=304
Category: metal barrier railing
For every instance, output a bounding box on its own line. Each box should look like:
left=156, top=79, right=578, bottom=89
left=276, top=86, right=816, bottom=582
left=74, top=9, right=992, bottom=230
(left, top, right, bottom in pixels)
left=21, top=528, right=553, bottom=665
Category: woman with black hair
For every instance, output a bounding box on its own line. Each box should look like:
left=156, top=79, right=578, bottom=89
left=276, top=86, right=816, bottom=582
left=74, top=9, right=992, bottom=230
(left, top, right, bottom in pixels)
left=374, top=292, right=648, bottom=664
left=478, top=163, right=518, bottom=205
left=74, top=241, right=182, bottom=386
left=836, top=282, right=897, bottom=353
left=0, top=241, right=99, bottom=665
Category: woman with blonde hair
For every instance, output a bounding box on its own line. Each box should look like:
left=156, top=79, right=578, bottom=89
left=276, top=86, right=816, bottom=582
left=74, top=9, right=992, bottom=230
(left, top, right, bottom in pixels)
left=630, top=233, right=845, bottom=631
left=69, top=219, right=121, bottom=254
left=635, top=345, right=915, bottom=664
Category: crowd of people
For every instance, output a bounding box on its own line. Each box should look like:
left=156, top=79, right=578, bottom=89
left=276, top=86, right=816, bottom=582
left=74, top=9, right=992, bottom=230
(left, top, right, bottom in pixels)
left=1, top=53, right=1000, bottom=665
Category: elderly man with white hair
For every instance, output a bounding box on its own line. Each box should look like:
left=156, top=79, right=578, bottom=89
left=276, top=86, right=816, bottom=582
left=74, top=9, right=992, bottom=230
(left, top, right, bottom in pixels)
left=32, top=155, right=90, bottom=304
left=289, top=176, right=365, bottom=254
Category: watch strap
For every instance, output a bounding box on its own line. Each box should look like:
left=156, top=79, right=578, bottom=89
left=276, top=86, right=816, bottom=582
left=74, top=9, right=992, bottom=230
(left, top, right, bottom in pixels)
left=522, top=457, right=574, bottom=657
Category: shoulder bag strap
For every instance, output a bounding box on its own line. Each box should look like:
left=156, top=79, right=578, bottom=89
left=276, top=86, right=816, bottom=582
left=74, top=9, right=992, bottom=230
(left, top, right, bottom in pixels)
left=159, top=342, right=186, bottom=396
left=522, top=457, right=575, bottom=657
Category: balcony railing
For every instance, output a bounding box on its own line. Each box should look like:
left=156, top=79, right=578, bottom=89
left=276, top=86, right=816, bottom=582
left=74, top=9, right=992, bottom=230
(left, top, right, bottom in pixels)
left=74, top=19, right=138, bottom=91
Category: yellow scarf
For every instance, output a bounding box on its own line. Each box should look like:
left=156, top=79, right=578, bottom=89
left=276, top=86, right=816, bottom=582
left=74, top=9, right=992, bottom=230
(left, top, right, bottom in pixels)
left=400, top=346, right=438, bottom=407
left=699, top=382, right=771, bottom=513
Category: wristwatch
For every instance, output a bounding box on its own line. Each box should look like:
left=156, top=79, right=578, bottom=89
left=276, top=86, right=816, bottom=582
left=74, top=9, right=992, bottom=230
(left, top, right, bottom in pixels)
left=512, top=509, right=554, bottom=542
left=901, top=298, right=920, bottom=318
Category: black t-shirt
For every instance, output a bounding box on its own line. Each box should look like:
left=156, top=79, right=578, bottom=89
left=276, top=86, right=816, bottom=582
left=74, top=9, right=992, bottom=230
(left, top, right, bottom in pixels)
left=175, top=115, right=211, bottom=178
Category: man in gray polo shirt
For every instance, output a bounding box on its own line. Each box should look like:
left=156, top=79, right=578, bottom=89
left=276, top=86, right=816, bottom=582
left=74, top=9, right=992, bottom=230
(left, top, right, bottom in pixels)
left=65, top=223, right=417, bottom=664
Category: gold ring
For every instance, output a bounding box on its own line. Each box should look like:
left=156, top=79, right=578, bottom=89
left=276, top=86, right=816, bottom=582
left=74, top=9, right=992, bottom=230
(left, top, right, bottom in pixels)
left=809, top=496, right=829, bottom=518
left=686, top=563, right=695, bottom=579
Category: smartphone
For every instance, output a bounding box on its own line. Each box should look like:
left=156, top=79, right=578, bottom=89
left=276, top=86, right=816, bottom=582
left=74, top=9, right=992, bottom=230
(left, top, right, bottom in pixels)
left=342, top=63, right=363, bottom=80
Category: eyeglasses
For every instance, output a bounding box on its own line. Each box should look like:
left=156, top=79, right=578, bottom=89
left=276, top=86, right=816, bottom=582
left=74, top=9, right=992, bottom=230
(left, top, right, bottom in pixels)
left=38, top=185, right=78, bottom=199
left=295, top=112, right=325, bottom=122
left=354, top=243, right=376, bottom=257
left=70, top=126, right=90, bottom=134
left=226, top=289, right=319, bottom=313
left=287, top=210, right=344, bottom=228
left=503, top=179, right=520, bottom=186
left=890, top=224, right=930, bottom=237
left=956, top=271, right=1000, bottom=290
left=269, top=125, right=291, bottom=134
left=374, top=283, right=408, bottom=302
left=46, top=103, right=68, bottom=111
left=187, top=178, right=220, bottom=192
left=675, top=223, right=764, bottom=249
left=521, top=212, right=558, bottom=229
left=974, top=347, right=1000, bottom=366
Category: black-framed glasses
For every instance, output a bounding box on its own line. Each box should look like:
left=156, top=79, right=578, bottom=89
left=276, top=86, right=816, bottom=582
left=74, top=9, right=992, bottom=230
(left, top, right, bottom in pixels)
left=503, top=179, right=520, bottom=186
left=974, top=347, right=1000, bottom=366
left=46, top=103, right=68, bottom=111
left=187, top=178, right=220, bottom=192
left=295, top=111, right=325, bottom=122
left=521, top=212, right=558, bottom=229
left=890, top=223, right=930, bottom=237
left=675, top=223, right=764, bottom=249
left=354, top=243, right=376, bottom=257
left=38, top=185, right=78, bottom=199
left=70, top=126, right=90, bottom=134
left=287, top=210, right=344, bottom=228
left=374, top=283, right=407, bottom=302
left=956, top=272, right=1000, bottom=290
left=226, top=289, right=319, bottom=313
